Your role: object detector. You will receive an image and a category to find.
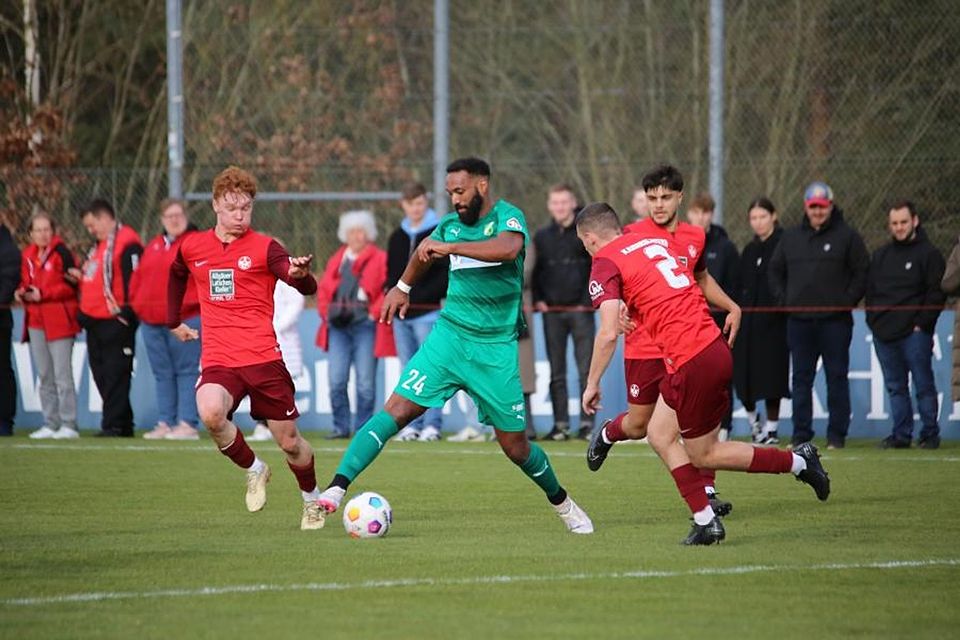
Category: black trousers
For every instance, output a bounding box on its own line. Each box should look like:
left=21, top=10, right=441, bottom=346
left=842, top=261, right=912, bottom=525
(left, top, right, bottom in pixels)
left=0, top=311, right=15, bottom=431
left=542, top=310, right=595, bottom=430
left=86, top=317, right=137, bottom=434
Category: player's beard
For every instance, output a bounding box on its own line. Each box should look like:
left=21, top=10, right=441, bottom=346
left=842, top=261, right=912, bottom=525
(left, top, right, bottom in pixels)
left=652, top=210, right=677, bottom=229
left=456, top=193, right=484, bottom=226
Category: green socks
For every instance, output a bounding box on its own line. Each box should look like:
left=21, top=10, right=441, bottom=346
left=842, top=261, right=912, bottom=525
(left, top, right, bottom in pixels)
left=334, top=411, right=400, bottom=482
left=519, top=442, right=562, bottom=500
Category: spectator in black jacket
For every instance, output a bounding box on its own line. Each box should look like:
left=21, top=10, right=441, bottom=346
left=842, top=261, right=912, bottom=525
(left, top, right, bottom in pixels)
left=769, top=182, right=869, bottom=449
left=734, top=197, right=789, bottom=445
left=866, top=201, right=945, bottom=449
left=532, top=183, right=594, bottom=440
left=687, top=193, right=740, bottom=439
left=0, top=220, right=21, bottom=436
left=386, top=182, right=449, bottom=442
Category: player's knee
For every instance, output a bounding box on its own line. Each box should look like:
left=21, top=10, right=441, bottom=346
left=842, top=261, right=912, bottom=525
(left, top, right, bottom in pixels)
left=197, top=404, right=227, bottom=430
left=500, top=439, right=530, bottom=465
left=276, top=432, right=301, bottom=456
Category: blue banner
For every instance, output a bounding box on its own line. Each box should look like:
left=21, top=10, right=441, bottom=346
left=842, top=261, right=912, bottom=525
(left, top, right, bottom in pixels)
left=9, top=310, right=959, bottom=438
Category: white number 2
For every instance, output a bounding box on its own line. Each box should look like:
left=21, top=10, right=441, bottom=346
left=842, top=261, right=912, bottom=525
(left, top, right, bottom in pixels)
left=642, top=244, right=690, bottom=289
left=401, top=368, right=427, bottom=396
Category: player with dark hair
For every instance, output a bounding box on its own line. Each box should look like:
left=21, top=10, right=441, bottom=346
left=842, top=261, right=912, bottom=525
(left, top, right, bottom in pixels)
left=577, top=198, right=830, bottom=545
left=585, top=165, right=733, bottom=516
left=316, top=157, right=594, bottom=534
left=167, top=166, right=323, bottom=530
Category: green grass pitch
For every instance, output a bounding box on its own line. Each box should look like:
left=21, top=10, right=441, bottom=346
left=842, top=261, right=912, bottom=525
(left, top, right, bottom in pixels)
left=1, top=436, right=959, bottom=639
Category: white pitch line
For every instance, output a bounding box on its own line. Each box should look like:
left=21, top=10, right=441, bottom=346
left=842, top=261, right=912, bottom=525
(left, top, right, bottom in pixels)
left=3, top=442, right=960, bottom=463
left=2, top=558, right=958, bottom=607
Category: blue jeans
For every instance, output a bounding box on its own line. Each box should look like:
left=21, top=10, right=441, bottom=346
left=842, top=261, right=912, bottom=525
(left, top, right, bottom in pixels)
left=328, top=319, right=377, bottom=435
left=873, top=330, right=940, bottom=442
left=392, top=312, right=443, bottom=431
left=141, top=317, right=201, bottom=427
left=787, top=316, right=852, bottom=445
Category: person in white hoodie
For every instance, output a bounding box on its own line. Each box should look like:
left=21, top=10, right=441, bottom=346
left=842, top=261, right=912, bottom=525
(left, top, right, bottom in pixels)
left=248, top=264, right=306, bottom=442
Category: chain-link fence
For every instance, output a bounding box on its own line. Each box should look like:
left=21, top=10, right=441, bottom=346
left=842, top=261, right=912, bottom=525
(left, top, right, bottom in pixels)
left=3, top=0, right=959, bottom=261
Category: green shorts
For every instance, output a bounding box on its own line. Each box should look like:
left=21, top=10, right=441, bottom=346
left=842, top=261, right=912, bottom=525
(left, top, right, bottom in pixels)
left=394, top=320, right=526, bottom=431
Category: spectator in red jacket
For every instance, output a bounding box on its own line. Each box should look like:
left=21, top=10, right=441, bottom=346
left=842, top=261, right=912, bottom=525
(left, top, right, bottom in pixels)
left=316, top=210, right=395, bottom=438
left=15, top=213, right=79, bottom=438
left=130, top=199, right=201, bottom=440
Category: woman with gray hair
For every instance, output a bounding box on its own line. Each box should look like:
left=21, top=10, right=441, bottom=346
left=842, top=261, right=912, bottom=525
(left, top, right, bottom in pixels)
left=315, top=210, right=395, bottom=438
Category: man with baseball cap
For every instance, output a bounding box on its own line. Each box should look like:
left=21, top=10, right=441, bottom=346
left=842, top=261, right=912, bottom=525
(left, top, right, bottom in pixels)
left=769, top=181, right=869, bottom=449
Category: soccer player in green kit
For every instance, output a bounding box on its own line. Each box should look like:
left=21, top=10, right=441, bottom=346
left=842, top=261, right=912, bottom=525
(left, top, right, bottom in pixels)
left=317, top=157, right=593, bottom=534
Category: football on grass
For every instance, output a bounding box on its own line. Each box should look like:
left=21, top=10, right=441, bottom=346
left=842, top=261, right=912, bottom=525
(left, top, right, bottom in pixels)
left=342, top=492, right=392, bottom=538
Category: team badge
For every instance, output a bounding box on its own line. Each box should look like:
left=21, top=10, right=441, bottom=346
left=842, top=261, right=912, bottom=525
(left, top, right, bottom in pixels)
left=630, top=384, right=640, bottom=398
left=483, top=221, right=496, bottom=237
left=237, top=256, right=252, bottom=270
left=688, top=244, right=696, bottom=257
left=506, top=217, right=523, bottom=231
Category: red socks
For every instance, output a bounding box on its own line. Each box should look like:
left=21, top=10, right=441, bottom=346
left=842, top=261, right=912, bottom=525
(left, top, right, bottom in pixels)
left=670, top=463, right=710, bottom=514
left=219, top=430, right=255, bottom=469
left=287, top=455, right=318, bottom=493
left=748, top=447, right=793, bottom=473
left=604, top=413, right=628, bottom=442
left=699, top=467, right=716, bottom=486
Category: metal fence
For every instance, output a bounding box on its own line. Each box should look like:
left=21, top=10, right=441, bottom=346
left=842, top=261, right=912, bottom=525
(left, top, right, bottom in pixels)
left=3, top=0, right=959, bottom=261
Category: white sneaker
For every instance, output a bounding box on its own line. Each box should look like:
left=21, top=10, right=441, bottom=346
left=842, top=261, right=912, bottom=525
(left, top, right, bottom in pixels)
left=419, top=425, right=441, bottom=442
left=750, top=418, right=765, bottom=444
left=165, top=424, right=200, bottom=440
left=554, top=496, right=594, bottom=534
left=143, top=424, right=171, bottom=440
left=245, top=463, right=271, bottom=512
left=317, top=486, right=345, bottom=514
left=301, top=500, right=326, bottom=530
left=29, top=426, right=57, bottom=440
left=447, top=426, right=485, bottom=442
left=247, top=423, right=273, bottom=442
left=395, top=425, right=420, bottom=442
left=52, top=427, right=80, bottom=439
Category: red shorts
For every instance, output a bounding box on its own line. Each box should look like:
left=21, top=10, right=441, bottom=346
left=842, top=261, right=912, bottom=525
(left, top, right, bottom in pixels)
left=197, top=359, right=299, bottom=422
left=624, top=358, right=666, bottom=405
left=659, top=337, right=732, bottom=439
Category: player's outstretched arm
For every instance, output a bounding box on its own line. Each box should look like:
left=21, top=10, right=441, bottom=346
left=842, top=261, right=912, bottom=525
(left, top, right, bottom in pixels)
left=694, top=268, right=741, bottom=347
left=582, top=299, right=620, bottom=415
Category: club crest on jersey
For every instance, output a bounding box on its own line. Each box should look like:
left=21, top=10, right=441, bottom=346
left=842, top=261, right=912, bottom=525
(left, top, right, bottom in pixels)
left=588, top=280, right=604, bottom=298
left=237, top=256, right=252, bottom=270
left=209, top=269, right=235, bottom=301
left=483, top=221, right=496, bottom=237
left=688, top=244, right=697, bottom=257
left=505, top=217, right=523, bottom=232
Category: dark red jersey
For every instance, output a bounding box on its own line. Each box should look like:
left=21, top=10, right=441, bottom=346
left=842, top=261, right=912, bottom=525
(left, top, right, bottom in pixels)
left=621, top=218, right=707, bottom=360
left=169, top=228, right=317, bottom=369
left=589, top=232, right=718, bottom=373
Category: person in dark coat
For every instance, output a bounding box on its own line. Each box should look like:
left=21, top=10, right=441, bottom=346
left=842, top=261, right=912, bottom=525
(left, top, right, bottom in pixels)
left=733, top=198, right=789, bottom=445
left=0, top=220, right=21, bottom=436
left=866, top=201, right=945, bottom=449
left=687, top=193, right=740, bottom=439
left=769, top=182, right=869, bottom=449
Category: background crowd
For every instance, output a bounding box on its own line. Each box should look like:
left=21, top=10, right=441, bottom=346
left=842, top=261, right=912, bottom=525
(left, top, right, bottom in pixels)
left=1, top=177, right=959, bottom=450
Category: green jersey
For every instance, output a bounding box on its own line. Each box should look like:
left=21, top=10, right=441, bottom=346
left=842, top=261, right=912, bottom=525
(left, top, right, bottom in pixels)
left=429, top=199, right=529, bottom=342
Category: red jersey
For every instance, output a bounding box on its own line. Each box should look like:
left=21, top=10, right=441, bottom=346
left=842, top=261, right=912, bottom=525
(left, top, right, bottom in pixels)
left=589, top=232, right=719, bottom=373
left=168, top=229, right=317, bottom=369
left=621, top=218, right=707, bottom=360
left=79, top=224, right=142, bottom=319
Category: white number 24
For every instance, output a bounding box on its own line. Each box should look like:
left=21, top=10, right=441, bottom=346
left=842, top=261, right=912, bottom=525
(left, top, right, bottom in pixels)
left=642, top=244, right=690, bottom=289
left=401, top=369, right=427, bottom=396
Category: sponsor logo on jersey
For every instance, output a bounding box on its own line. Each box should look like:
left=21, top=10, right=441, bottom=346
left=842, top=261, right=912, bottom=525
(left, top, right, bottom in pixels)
left=450, top=254, right=502, bottom=271
left=209, top=269, right=236, bottom=301
left=449, top=226, right=461, bottom=237
left=588, top=280, right=604, bottom=298
left=505, top=217, right=523, bottom=231
left=483, top=221, right=496, bottom=237
left=237, top=256, right=252, bottom=270
left=622, top=237, right=667, bottom=255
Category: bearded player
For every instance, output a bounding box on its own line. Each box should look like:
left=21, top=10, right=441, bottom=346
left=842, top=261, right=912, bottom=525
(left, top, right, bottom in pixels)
left=315, top=157, right=593, bottom=534
left=167, top=166, right=324, bottom=530
left=577, top=200, right=829, bottom=545
left=586, top=165, right=736, bottom=515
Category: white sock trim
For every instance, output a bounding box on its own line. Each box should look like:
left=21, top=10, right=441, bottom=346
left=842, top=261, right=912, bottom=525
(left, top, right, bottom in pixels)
left=693, top=505, right=716, bottom=525
left=248, top=458, right=265, bottom=474
left=791, top=453, right=806, bottom=475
